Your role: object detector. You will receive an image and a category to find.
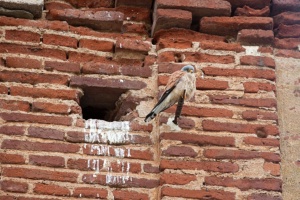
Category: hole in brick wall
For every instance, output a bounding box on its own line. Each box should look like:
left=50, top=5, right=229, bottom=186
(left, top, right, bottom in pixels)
left=80, top=87, right=134, bottom=121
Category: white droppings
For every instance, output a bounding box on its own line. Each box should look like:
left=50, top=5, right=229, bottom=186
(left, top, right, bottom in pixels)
left=119, top=43, right=122, bottom=48
left=167, top=117, right=181, bottom=131
left=243, top=46, right=260, bottom=56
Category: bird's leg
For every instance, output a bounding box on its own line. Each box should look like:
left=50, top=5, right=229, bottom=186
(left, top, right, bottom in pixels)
left=173, top=90, right=185, bottom=125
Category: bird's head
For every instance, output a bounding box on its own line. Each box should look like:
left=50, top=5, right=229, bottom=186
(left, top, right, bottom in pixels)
left=181, top=65, right=195, bottom=73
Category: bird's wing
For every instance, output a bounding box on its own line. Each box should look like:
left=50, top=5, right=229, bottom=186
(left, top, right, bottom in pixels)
left=164, top=70, right=186, bottom=92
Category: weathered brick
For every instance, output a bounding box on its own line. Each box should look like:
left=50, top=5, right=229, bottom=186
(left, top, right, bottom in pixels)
left=43, top=33, right=77, bottom=48
left=0, top=125, right=25, bottom=136
left=162, top=145, right=198, bottom=157
left=274, top=38, right=300, bottom=50
left=0, top=180, right=28, bottom=193
left=276, top=24, right=300, bottom=38
left=44, top=61, right=81, bottom=73
left=240, top=55, right=275, bottom=69
left=116, top=6, right=151, bottom=23
left=237, top=29, right=274, bottom=46
left=160, top=173, right=196, bottom=185
left=32, top=101, right=70, bottom=115
left=116, top=0, right=153, bottom=8
left=275, top=49, right=300, bottom=59
left=0, top=99, right=30, bottom=112
left=0, top=112, right=73, bottom=126
left=0, top=85, right=8, bottom=94
left=235, top=6, right=270, bottom=17
left=68, top=51, right=110, bottom=62
left=264, top=162, right=280, bottom=176
left=113, top=190, right=149, bottom=200
left=272, top=0, right=300, bottom=15
left=73, top=187, right=108, bottom=199
left=143, top=163, right=160, bottom=173
left=0, top=153, right=25, bottom=164
left=2, top=139, right=80, bottom=153
left=155, top=0, right=231, bottom=20
left=5, top=30, right=40, bottom=43
left=122, top=23, right=148, bottom=35
left=247, top=193, right=282, bottom=200
left=45, top=1, right=73, bottom=10
left=47, top=9, right=124, bottom=31
left=224, top=0, right=270, bottom=9
left=151, top=9, right=192, bottom=36
left=242, top=110, right=278, bottom=121
left=0, top=43, right=66, bottom=60
left=34, top=183, right=70, bottom=196
left=67, top=158, right=94, bottom=171
left=66, top=0, right=113, bottom=8
left=200, top=17, right=273, bottom=37
left=200, top=40, right=245, bottom=52
left=159, top=116, right=195, bottom=130
left=273, top=12, right=300, bottom=28
left=29, top=155, right=65, bottom=168
left=161, top=187, right=235, bottom=199
left=160, top=132, right=235, bottom=147
left=205, top=176, right=282, bottom=191
left=79, top=39, right=114, bottom=52
left=28, top=126, right=65, bottom=140
left=202, top=120, right=279, bottom=136
left=10, top=86, right=80, bottom=102
left=204, top=149, right=280, bottom=162
left=6, top=56, right=42, bottom=69
left=160, top=159, right=239, bottom=173
left=2, top=167, right=78, bottom=182
left=157, top=38, right=193, bottom=50
left=243, top=82, right=276, bottom=93
left=115, top=38, right=151, bottom=55
left=203, top=66, right=276, bottom=81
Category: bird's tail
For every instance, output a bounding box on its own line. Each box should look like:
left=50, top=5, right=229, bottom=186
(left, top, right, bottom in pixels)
left=144, top=111, right=156, bottom=122
left=144, top=103, right=165, bottom=122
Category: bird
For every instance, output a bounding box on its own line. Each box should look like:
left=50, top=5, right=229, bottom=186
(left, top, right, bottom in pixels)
left=144, top=65, right=196, bottom=123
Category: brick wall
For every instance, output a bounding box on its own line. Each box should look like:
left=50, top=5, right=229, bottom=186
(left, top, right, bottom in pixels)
left=0, top=0, right=299, bottom=199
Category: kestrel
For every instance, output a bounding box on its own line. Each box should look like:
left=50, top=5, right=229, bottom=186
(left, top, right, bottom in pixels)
left=144, top=65, right=196, bottom=123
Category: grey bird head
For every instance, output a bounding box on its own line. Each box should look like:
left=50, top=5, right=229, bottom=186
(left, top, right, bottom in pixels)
left=181, top=65, right=195, bottom=73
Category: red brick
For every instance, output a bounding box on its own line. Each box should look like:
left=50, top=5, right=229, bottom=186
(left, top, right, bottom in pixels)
left=0, top=112, right=73, bottom=126
left=264, top=162, right=280, bottom=176
left=130, top=121, right=153, bottom=132
left=157, top=38, right=193, bottom=50
left=73, top=187, right=108, bottom=199
left=160, top=173, right=196, bottom=185
left=68, top=51, right=110, bottom=62
left=160, top=132, right=235, bottom=147
left=272, top=0, right=300, bottom=15
left=275, top=49, right=300, bottom=59
left=0, top=70, right=69, bottom=85
left=209, top=95, right=277, bottom=108
left=47, top=9, right=124, bottom=31
left=200, top=17, right=273, bottom=37
left=151, top=9, right=192, bottom=36
left=237, top=29, right=274, bottom=46
left=66, top=0, right=114, bottom=8
left=70, top=76, right=147, bottom=90
left=143, top=164, right=160, bottom=173
left=200, top=40, right=245, bottom=52
left=32, top=101, right=70, bottom=115
left=0, top=43, right=66, bottom=60
left=122, top=23, right=148, bottom=35
left=2, top=167, right=78, bottom=182
left=43, top=33, right=77, bottom=48
left=6, top=57, right=42, bottom=69
left=79, top=39, right=114, bottom=52
left=115, top=38, right=151, bottom=55
left=162, top=145, right=198, bottom=157
left=247, top=193, right=282, bottom=200
left=5, top=30, right=40, bottom=43
left=240, top=55, right=275, bottom=69
left=34, top=183, right=70, bottom=196
left=274, top=37, right=300, bottom=50
left=243, top=82, right=276, bottom=93
left=202, top=120, right=279, bottom=136
left=116, top=6, right=151, bottom=23
left=224, top=0, right=270, bottom=9
left=10, top=85, right=80, bottom=102
left=258, top=46, right=274, bottom=54
left=116, top=0, right=153, bottom=8
left=160, top=159, right=239, bottom=173
left=0, top=99, right=30, bottom=112
left=45, top=1, right=73, bottom=10
left=28, top=126, right=65, bottom=140
left=83, top=174, right=159, bottom=188
left=0, top=180, right=28, bottom=193
left=242, top=110, right=278, bottom=121
left=0, top=125, right=25, bottom=136
left=0, top=153, right=25, bottom=164
left=0, top=85, right=8, bottom=94
left=197, top=78, right=229, bottom=90
left=159, top=116, right=195, bottom=130
left=29, top=155, right=65, bottom=168
left=205, top=176, right=282, bottom=191
left=273, top=12, right=300, bottom=28
left=67, top=158, right=94, bottom=171
left=204, top=149, right=280, bottom=162
left=161, top=187, right=235, bottom=199
left=276, top=24, right=300, bottom=38
left=113, top=190, right=149, bottom=200
left=155, top=0, right=231, bottom=20
left=203, top=66, right=276, bottom=81
left=2, top=139, right=80, bottom=153
left=235, top=6, right=270, bottom=17
left=110, top=161, right=141, bottom=173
